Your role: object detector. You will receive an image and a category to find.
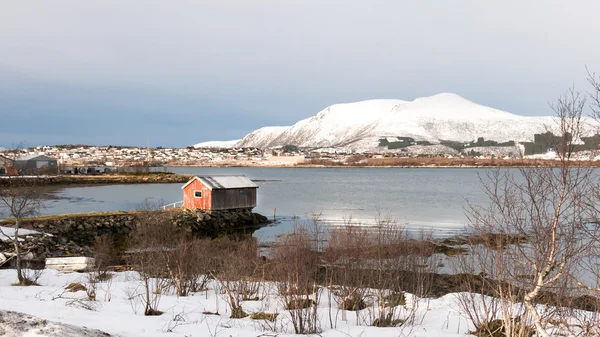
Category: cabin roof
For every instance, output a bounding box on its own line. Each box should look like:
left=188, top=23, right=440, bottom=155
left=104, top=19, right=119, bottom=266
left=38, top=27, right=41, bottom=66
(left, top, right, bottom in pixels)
left=181, top=175, right=257, bottom=190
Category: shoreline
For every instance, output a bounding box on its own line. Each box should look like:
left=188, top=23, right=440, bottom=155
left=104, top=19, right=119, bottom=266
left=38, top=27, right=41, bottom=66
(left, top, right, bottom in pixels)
left=169, top=158, right=598, bottom=169
left=0, top=173, right=193, bottom=188
left=1, top=158, right=595, bottom=188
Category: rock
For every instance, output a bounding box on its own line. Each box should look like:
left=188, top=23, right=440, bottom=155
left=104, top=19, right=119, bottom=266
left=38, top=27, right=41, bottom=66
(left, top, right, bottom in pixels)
left=7, top=209, right=270, bottom=258
left=254, top=213, right=269, bottom=224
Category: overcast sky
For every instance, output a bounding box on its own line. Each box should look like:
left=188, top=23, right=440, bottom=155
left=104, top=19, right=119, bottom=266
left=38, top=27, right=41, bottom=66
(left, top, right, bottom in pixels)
left=2, top=1, right=600, bottom=147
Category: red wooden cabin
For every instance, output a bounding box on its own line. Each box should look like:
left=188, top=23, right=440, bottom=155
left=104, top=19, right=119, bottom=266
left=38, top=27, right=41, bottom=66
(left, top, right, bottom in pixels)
left=181, top=175, right=258, bottom=210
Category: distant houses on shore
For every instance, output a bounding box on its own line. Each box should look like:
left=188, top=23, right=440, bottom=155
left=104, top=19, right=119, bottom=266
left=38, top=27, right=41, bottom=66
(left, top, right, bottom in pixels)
left=3, top=130, right=600, bottom=171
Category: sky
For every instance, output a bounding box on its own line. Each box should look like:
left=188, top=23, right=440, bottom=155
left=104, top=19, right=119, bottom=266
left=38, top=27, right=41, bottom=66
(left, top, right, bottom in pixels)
left=1, top=1, right=600, bottom=148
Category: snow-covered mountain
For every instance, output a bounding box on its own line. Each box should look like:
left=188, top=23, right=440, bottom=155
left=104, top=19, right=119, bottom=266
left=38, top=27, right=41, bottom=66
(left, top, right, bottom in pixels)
left=234, top=93, right=593, bottom=151
left=193, top=139, right=240, bottom=149
left=234, top=126, right=291, bottom=148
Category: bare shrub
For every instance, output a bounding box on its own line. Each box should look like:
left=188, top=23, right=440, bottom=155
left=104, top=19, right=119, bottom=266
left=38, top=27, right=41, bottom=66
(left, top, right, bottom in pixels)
left=125, top=210, right=173, bottom=316
left=323, top=219, right=372, bottom=326
left=362, top=217, right=436, bottom=329
left=272, top=218, right=323, bottom=334
left=92, top=235, right=117, bottom=278
left=452, top=241, right=532, bottom=337
left=211, top=238, right=262, bottom=319
left=158, top=235, right=214, bottom=297
left=16, top=268, right=44, bottom=287
left=0, top=145, right=43, bottom=286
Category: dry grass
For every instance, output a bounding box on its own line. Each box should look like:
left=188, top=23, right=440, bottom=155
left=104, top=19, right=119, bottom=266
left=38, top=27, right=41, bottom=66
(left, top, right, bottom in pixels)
left=0, top=173, right=193, bottom=188
left=250, top=312, right=279, bottom=322
left=11, top=279, right=40, bottom=287
left=0, top=209, right=183, bottom=224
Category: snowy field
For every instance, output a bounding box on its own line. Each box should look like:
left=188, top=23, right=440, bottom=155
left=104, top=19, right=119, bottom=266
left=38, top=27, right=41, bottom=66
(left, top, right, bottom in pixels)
left=0, top=269, right=472, bottom=337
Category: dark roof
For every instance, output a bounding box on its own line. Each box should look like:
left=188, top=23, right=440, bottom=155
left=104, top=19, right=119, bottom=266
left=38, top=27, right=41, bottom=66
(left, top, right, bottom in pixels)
left=15, top=155, right=58, bottom=162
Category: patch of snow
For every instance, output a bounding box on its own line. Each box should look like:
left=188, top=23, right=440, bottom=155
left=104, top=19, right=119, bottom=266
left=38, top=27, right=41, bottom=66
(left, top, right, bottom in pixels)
left=0, top=310, right=111, bottom=337
left=404, top=144, right=458, bottom=156
left=192, top=139, right=240, bottom=149
left=526, top=151, right=560, bottom=160
left=0, top=226, right=45, bottom=242
left=461, top=146, right=522, bottom=157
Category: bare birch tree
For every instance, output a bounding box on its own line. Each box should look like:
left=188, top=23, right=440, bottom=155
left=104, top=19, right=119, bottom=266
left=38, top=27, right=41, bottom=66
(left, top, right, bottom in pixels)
left=464, top=86, right=600, bottom=337
left=561, top=69, right=600, bottom=335
left=0, top=146, right=42, bottom=285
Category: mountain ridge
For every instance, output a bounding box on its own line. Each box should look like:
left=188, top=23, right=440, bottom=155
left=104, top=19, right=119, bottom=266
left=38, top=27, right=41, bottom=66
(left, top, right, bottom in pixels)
left=231, top=93, right=593, bottom=151
left=193, top=140, right=240, bottom=149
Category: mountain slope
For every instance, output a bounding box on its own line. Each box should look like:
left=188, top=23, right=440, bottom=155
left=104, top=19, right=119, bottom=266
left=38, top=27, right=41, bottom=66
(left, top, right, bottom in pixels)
left=235, top=126, right=291, bottom=148
left=235, top=93, right=587, bottom=151
left=193, top=140, right=240, bottom=148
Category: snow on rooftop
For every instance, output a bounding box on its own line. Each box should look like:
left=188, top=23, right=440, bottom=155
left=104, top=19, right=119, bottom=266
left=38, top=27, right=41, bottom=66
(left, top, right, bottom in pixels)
left=14, top=154, right=58, bottom=161
left=182, top=175, right=257, bottom=190
left=0, top=226, right=48, bottom=242
left=199, top=175, right=257, bottom=189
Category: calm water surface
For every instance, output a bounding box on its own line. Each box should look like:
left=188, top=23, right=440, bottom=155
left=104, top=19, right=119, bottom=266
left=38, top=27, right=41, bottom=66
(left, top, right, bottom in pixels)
left=33, top=167, right=491, bottom=240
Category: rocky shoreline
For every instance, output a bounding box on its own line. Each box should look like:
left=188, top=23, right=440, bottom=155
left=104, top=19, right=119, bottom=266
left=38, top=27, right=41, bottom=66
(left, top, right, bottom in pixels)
left=0, top=208, right=270, bottom=261
left=0, top=173, right=193, bottom=187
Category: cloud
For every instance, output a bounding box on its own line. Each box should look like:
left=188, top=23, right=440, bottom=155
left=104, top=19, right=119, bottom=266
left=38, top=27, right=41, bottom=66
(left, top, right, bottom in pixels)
left=1, top=0, right=600, bottom=146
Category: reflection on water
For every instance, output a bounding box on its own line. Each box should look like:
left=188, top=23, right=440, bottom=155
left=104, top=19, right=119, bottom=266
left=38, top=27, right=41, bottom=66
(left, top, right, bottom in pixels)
left=12, top=167, right=490, bottom=240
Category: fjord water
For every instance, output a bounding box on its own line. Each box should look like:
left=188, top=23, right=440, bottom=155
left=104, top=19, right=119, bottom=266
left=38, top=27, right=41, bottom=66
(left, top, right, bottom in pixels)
left=39, top=167, right=488, bottom=239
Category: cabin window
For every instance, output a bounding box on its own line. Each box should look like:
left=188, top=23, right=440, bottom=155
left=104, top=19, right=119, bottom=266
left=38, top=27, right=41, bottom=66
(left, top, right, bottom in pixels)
left=239, top=190, right=247, bottom=197
left=194, top=191, right=202, bottom=198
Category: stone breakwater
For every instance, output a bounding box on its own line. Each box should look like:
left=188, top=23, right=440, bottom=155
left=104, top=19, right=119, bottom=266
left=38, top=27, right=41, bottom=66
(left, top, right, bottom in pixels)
left=0, top=208, right=269, bottom=259
left=0, top=173, right=193, bottom=187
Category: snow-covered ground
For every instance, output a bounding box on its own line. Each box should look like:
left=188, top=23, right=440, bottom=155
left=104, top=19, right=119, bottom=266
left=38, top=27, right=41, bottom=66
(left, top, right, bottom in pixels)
left=0, top=310, right=111, bottom=337
left=0, top=269, right=472, bottom=337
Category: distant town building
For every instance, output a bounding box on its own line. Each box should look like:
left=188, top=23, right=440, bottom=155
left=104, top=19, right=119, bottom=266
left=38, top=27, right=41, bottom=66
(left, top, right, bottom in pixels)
left=181, top=175, right=257, bottom=210
left=14, top=154, right=58, bottom=174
